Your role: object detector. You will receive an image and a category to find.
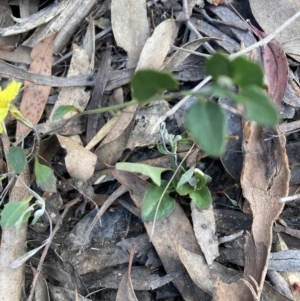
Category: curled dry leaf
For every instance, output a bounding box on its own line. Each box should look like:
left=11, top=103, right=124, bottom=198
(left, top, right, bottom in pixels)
left=111, top=0, right=149, bottom=68
left=249, top=0, right=300, bottom=62
left=250, top=24, right=288, bottom=106
left=56, top=135, right=97, bottom=181
left=115, top=247, right=138, bottom=301
left=16, top=33, right=56, bottom=140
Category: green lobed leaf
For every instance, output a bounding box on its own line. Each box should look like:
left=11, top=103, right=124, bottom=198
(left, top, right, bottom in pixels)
left=176, top=167, right=194, bottom=189
left=185, top=101, right=227, bottom=157
left=6, top=146, right=26, bottom=174
left=190, top=186, right=212, bottom=209
left=195, top=175, right=207, bottom=190
left=205, top=53, right=232, bottom=81
left=52, top=105, right=79, bottom=120
left=131, top=69, right=178, bottom=103
left=176, top=183, right=193, bottom=196
left=34, top=158, right=57, bottom=192
left=0, top=196, right=32, bottom=228
left=142, top=182, right=175, bottom=222
left=231, top=56, right=264, bottom=88
left=231, top=86, right=279, bottom=126
left=116, top=162, right=171, bottom=186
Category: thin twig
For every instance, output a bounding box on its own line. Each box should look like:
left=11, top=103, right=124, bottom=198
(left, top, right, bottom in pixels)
left=181, top=0, right=216, bottom=54
left=170, top=44, right=211, bottom=57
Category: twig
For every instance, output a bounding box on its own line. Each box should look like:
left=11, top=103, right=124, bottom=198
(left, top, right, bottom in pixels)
left=152, top=9, right=300, bottom=132
left=170, top=44, right=211, bottom=57
left=280, top=194, right=300, bottom=203
left=181, top=0, right=216, bottom=54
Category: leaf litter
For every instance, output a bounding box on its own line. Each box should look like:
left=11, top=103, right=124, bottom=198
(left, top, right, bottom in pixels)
left=2, top=1, right=300, bottom=301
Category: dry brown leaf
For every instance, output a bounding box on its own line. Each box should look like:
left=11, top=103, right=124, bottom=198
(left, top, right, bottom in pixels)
left=216, top=122, right=290, bottom=300
left=0, top=46, right=32, bottom=64
left=241, top=123, right=289, bottom=294
left=94, top=105, right=136, bottom=171
left=112, top=169, right=209, bottom=301
left=111, top=0, right=149, bottom=68
left=191, top=203, right=219, bottom=265
left=49, top=44, right=91, bottom=121
left=56, top=135, right=97, bottom=181
left=249, top=0, right=300, bottom=62
left=115, top=247, right=138, bottom=301
left=214, top=278, right=245, bottom=301
left=175, top=242, right=214, bottom=295
left=137, top=19, right=179, bottom=70
left=126, top=100, right=170, bottom=149
left=250, top=25, right=288, bottom=106
left=16, top=33, right=56, bottom=140
left=82, top=15, right=95, bottom=68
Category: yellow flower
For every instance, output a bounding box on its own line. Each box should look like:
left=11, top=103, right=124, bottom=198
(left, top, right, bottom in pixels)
left=0, top=80, right=22, bottom=133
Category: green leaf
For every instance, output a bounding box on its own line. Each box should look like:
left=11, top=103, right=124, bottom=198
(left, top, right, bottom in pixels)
left=204, top=174, right=212, bottom=183
left=6, top=146, right=26, bottom=174
left=34, top=158, right=57, bottom=192
left=116, top=162, right=171, bottom=186
left=157, top=142, right=172, bottom=155
left=190, top=186, right=212, bottom=209
left=231, top=56, right=264, bottom=88
left=52, top=105, right=79, bottom=120
left=176, top=167, right=194, bottom=189
left=205, top=53, right=232, bottom=81
left=131, top=69, right=178, bottom=102
left=0, top=197, right=32, bottom=228
left=176, top=183, right=193, bottom=196
left=231, top=86, right=279, bottom=126
left=203, top=84, right=231, bottom=98
left=195, top=175, right=207, bottom=190
left=185, top=101, right=227, bottom=156
left=142, top=182, right=175, bottom=221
